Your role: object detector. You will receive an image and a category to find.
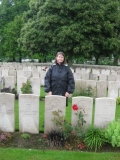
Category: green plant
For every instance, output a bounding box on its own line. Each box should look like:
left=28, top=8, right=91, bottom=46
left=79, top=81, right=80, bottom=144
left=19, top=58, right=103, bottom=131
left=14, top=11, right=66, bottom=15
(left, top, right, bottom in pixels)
left=47, top=130, right=64, bottom=147
left=84, top=126, right=106, bottom=152
left=105, top=120, right=120, bottom=147
left=72, top=104, right=86, bottom=137
left=52, top=107, right=86, bottom=150
left=116, top=97, right=120, bottom=105
left=52, top=110, right=73, bottom=140
left=0, top=132, right=11, bottom=142
left=21, top=80, right=32, bottom=94
left=20, top=133, right=30, bottom=139
left=64, top=133, right=86, bottom=151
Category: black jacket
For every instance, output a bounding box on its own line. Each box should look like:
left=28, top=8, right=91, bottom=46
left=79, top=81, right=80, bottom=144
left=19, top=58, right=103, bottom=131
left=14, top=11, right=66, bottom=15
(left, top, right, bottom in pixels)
left=44, top=63, right=75, bottom=96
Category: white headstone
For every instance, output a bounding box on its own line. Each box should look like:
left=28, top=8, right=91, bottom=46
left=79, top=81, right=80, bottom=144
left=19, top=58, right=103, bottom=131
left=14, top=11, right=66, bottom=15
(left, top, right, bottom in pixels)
left=44, top=95, right=66, bottom=134
left=86, top=80, right=97, bottom=97
left=92, top=69, right=100, bottom=75
left=17, top=70, right=24, bottom=77
left=73, top=73, right=81, bottom=80
left=75, top=67, right=81, bottom=73
left=19, top=94, right=39, bottom=134
left=94, top=98, right=116, bottom=128
left=32, top=71, right=40, bottom=77
left=0, top=93, right=15, bottom=132
left=31, top=77, right=41, bottom=95
left=4, top=76, right=15, bottom=89
left=40, top=71, right=46, bottom=86
left=71, top=96, right=93, bottom=129
left=37, top=66, right=42, bottom=72
left=2, top=69, right=8, bottom=76
left=9, top=70, right=17, bottom=84
left=111, top=70, right=117, bottom=75
left=101, top=69, right=110, bottom=75
left=24, top=71, right=32, bottom=79
left=108, top=75, right=116, bottom=81
left=108, top=81, right=119, bottom=98
left=116, top=75, right=120, bottom=89
left=99, top=74, right=107, bottom=81
left=96, top=81, right=107, bottom=98
left=74, top=79, right=86, bottom=96
left=81, top=73, right=89, bottom=80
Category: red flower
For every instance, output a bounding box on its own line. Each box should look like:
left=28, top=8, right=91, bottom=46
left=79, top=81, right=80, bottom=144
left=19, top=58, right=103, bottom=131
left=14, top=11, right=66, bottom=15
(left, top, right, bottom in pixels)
left=72, top=104, right=78, bottom=111
left=43, top=134, right=47, bottom=138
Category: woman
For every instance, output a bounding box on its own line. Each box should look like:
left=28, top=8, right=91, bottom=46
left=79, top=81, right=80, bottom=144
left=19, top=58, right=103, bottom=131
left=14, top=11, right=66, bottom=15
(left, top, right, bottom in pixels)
left=44, top=51, right=75, bottom=106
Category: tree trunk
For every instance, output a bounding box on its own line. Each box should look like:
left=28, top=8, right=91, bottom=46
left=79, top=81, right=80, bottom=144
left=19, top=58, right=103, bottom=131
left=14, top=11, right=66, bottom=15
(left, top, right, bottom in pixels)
left=18, top=52, right=22, bottom=63
left=67, top=52, right=73, bottom=67
left=113, top=56, right=118, bottom=66
left=95, top=56, right=99, bottom=65
left=12, top=56, right=15, bottom=62
left=19, top=57, right=22, bottom=63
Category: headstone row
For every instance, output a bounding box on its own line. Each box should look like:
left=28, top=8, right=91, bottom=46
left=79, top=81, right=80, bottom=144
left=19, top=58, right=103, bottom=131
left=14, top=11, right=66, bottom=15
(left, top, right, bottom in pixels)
left=74, top=79, right=119, bottom=99
left=0, top=94, right=117, bottom=134
left=44, top=95, right=116, bottom=133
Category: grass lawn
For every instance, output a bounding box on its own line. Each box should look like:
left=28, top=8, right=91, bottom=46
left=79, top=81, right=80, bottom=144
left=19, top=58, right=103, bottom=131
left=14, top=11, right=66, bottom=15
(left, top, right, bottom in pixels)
left=0, top=148, right=120, bottom=160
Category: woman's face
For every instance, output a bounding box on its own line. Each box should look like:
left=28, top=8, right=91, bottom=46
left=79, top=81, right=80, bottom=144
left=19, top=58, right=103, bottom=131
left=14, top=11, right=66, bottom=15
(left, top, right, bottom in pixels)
left=56, top=54, right=64, bottom=64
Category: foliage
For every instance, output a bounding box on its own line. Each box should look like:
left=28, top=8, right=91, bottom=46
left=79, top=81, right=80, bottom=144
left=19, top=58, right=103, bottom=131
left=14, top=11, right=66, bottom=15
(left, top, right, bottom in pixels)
left=51, top=105, right=86, bottom=150
left=73, top=86, right=95, bottom=98
left=84, top=126, right=106, bottom=152
left=52, top=110, right=73, bottom=140
left=0, top=132, right=11, bottom=142
left=20, top=133, right=30, bottom=140
left=0, top=0, right=30, bottom=61
left=116, top=97, right=120, bottom=105
left=21, top=80, right=32, bottom=94
left=64, top=134, right=86, bottom=151
left=98, top=57, right=114, bottom=65
left=18, top=0, right=120, bottom=65
left=1, top=0, right=120, bottom=64
left=2, top=15, right=24, bottom=62
left=72, top=104, right=86, bottom=137
left=105, top=120, right=120, bottom=147
left=47, top=130, right=64, bottom=147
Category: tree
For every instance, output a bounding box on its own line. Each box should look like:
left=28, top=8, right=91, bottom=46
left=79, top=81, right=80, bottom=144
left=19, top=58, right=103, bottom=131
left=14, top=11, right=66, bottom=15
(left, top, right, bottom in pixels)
left=3, top=15, right=24, bottom=62
left=0, top=0, right=13, bottom=59
left=18, top=0, right=47, bottom=62
left=0, top=0, right=30, bottom=61
left=19, top=0, right=120, bottom=65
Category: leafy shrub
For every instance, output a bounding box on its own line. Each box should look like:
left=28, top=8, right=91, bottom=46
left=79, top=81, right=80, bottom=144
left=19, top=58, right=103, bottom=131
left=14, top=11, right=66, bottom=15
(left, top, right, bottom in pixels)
left=51, top=106, right=86, bottom=150
left=52, top=110, right=73, bottom=140
left=116, top=97, right=120, bottom=105
left=20, top=133, right=30, bottom=139
left=21, top=80, right=32, bottom=94
left=47, top=130, right=64, bottom=147
left=0, top=132, right=11, bottom=142
left=84, top=126, right=106, bottom=152
left=105, top=120, right=120, bottom=147
left=64, top=134, right=86, bottom=151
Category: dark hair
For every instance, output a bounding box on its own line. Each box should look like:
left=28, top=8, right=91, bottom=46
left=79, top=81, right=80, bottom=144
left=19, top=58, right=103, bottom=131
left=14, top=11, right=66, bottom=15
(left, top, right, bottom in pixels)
left=54, top=51, right=66, bottom=64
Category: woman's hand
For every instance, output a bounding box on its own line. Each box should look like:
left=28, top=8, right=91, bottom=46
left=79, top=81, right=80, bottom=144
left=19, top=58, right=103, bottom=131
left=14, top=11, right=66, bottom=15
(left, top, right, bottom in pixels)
left=48, top=91, right=52, bottom=95
left=65, top=92, right=69, bottom=97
